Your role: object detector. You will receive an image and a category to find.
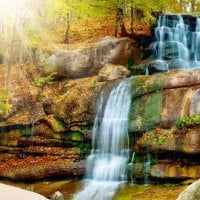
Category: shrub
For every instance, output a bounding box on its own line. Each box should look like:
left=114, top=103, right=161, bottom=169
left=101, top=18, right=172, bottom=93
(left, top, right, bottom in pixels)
left=0, top=87, right=12, bottom=115
left=33, top=72, right=57, bottom=87
left=175, top=115, right=200, bottom=128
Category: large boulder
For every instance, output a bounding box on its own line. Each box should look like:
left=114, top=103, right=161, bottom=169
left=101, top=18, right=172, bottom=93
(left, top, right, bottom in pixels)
left=45, top=37, right=134, bottom=78
left=147, top=60, right=168, bottom=75
left=177, top=179, right=200, bottom=200
left=0, top=184, right=48, bottom=200
left=44, top=76, right=105, bottom=128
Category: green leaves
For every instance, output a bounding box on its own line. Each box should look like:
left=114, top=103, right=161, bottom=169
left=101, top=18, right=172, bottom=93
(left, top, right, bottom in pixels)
left=175, top=115, right=200, bottom=128
left=33, top=72, right=57, bottom=87
left=0, top=87, right=12, bottom=115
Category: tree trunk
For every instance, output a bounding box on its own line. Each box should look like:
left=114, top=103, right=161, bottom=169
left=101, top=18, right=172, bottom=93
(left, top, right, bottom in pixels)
left=131, top=5, right=134, bottom=37
left=64, top=12, right=71, bottom=44
left=118, top=8, right=129, bottom=37
left=114, top=10, right=119, bottom=37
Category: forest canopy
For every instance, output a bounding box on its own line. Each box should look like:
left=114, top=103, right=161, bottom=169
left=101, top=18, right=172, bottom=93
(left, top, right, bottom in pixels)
left=0, top=0, right=200, bottom=60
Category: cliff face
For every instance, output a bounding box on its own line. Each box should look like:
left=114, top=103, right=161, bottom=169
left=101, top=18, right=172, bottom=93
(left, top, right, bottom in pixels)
left=0, top=37, right=200, bottom=181
left=130, top=70, right=200, bottom=180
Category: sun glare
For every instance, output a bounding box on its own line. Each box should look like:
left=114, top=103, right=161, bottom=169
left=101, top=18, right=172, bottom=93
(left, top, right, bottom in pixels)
left=0, top=0, right=25, bottom=17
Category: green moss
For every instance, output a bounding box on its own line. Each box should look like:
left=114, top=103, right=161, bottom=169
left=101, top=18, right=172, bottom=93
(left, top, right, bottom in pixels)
left=132, top=76, right=148, bottom=97
left=64, top=132, right=83, bottom=142
left=132, top=74, right=167, bottom=98
left=33, top=72, right=57, bottom=87
left=82, top=142, right=91, bottom=154
left=142, top=91, right=163, bottom=131
left=20, top=128, right=32, bottom=137
left=128, top=64, right=145, bottom=76
left=129, top=91, right=163, bottom=132
left=150, top=74, right=167, bottom=92
left=45, top=115, right=66, bottom=133
left=128, top=96, right=144, bottom=132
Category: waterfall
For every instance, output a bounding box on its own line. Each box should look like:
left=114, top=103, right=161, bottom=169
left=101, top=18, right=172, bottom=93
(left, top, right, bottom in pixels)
left=191, top=17, right=200, bottom=68
left=149, top=15, right=200, bottom=74
left=74, top=78, right=132, bottom=200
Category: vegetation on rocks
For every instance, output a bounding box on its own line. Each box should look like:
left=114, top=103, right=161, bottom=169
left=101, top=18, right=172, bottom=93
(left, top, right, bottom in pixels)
left=0, top=87, right=12, bottom=115
left=33, top=73, right=57, bottom=88
left=0, top=0, right=200, bottom=199
left=175, top=115, right=200, bottom=129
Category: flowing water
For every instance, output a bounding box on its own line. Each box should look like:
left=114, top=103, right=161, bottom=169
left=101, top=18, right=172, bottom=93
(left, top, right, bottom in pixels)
left=73, top=78, right=132, bottom=200
left=150, top=14, right=200, bottom=72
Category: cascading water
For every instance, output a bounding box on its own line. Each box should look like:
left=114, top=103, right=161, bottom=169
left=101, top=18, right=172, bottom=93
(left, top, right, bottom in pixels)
left=74, top=78, right=132, bottom=200
left=191, top=17, right=200, bottom=68
left=148, top=14, right=200, bottom=74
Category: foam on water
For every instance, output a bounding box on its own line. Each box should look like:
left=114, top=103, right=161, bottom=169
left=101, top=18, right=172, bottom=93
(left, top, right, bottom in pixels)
left=74, top=78, right=132, bottom=200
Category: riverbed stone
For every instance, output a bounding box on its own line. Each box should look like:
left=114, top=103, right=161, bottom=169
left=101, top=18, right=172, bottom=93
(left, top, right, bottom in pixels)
left=177, top=178, right=200, bottom=200
left=0, top=184, right=48, bottom=200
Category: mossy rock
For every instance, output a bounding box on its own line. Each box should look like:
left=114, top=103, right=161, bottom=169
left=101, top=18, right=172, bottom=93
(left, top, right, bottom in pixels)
left=132, top=74, right=167, bottom=98
left=44, top=115, right=66, bottom=133
left=0, top=130, right=21, bottom=147
left=34, top=123, right=62, bottom=140
left=129, top=91, right=163, bottom=132
left=64, top=132, right=84, bottom=142
left=128, top=64, right=146, bottom=76
left=82, top=142, right=92, bottom=154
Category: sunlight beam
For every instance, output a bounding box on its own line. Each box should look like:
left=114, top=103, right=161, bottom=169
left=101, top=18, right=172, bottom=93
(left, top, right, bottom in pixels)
left=0, top=0, right=25, bottom=18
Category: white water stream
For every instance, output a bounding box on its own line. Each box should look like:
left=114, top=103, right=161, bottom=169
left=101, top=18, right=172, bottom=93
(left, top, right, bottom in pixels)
left=74, top=78, right=132, bottom=200
left=150, top=15, right=200, bottom=72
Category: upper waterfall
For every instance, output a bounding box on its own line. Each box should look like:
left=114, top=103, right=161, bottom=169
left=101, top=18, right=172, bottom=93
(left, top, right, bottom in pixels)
left=148, top=14, right=200, bottom=74
left=74, top=78, right=132, bottom=200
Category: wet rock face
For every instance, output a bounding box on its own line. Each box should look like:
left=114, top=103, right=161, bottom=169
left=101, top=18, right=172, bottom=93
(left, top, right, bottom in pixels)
left=130, top=70, right=200, bottom=181
left=190, top=89, right=200, bottom=115
left=129, top=70, right=200, bottom=132
left=45, top=37, right=134, bottom=78
left=147, top=60, right=168, bottom=75
left=136, top=127, right=200, bottom=154
left=1, top=67, right=200, bottom=182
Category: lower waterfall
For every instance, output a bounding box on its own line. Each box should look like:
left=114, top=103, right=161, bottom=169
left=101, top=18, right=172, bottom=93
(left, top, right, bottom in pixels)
left=73, top=78, right=132, bottom=200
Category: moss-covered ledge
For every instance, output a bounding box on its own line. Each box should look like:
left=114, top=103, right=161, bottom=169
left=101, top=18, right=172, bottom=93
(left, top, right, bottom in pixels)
left=132, top=70, right=200, bottom=98
left=135, top=125, right=200, bottom=154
